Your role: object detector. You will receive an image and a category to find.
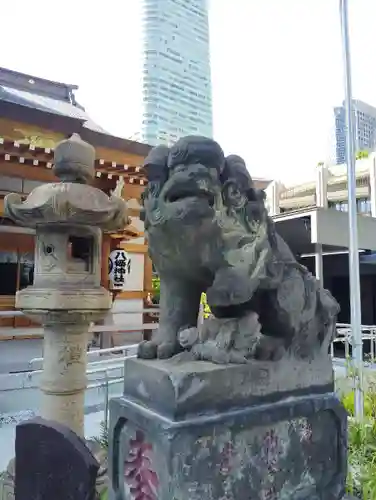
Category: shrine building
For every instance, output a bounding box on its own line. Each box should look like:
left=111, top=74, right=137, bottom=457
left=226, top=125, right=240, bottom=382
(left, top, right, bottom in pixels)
left=0, top=67, right=152, bottom=331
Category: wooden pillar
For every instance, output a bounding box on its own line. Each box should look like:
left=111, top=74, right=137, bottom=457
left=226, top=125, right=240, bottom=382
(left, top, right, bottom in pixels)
left=143, top=253, right=155, bottom=341
left=96, top=234, right=117, bottom=349
left=144, top=254, right=153, bottom=295
left=101, top=234, right=111, bottom=289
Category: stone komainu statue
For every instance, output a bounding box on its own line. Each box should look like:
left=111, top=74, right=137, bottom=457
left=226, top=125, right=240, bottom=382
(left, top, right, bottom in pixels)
left=138, top=136, right=339, bottom=363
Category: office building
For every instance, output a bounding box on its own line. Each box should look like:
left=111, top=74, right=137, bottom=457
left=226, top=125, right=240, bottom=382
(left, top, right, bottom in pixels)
left=334, top=99, right=376, bottom=164
left=265, top=156, right=376, bottom=325
left=140, top=0, right=213, bottom=146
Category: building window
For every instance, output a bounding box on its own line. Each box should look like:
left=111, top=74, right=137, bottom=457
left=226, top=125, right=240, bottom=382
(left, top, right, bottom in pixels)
left=357, top=198, right=371, bottom=214
left=329, top=201, right=348, bottom=212
left=328, top=198, right=371, bottom=215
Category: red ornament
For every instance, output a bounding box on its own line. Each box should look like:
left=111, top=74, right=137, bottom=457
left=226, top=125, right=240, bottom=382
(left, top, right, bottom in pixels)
left=124, top=430, right=159, bottom=500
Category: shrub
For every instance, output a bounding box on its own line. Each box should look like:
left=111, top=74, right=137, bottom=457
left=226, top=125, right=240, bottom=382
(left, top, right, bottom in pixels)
left=151, top=276, right=160, bottom=304
left=341, top=374, right=376, bottom=499
left=93, top=420, right=109, bottom=451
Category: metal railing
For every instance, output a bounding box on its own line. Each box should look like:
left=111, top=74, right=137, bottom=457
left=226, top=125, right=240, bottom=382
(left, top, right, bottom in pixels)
left=3, top=307, right=376, bottom=367
left=28, top=342, right=139, bottom=371
left=0, top=307, right=160, bottom=426
left=331, top=323, right=376, bottom=363
left=0, top=344, right=139, bottom=428
left=0, top=308, right=159, bottom=342
left=0, top=308, right=159, bottom=319
left=3, top=309, right=376, bottom=431
left=2, top=307, right=376, bottom=366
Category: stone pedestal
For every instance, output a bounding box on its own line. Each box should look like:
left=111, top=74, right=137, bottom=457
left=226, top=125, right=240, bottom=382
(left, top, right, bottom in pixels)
left=109, top=358, right=347, bottom=500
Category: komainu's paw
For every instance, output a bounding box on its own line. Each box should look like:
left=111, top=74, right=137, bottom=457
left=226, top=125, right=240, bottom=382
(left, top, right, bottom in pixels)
left=137, top=340, right=181, bottom=359
left=157, top=342, right=179, bottom=359
left=138, top=340, right=158, bottom=359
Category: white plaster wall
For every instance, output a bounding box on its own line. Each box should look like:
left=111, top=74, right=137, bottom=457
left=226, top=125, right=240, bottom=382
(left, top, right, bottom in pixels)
left=112, top=298, right=143, bottom=327
left=130, top=215, right=144, bottom=232
left=127, top=198, right=142, bottom=210
left=122, top=253, right=144, bottom=292
left=107, top=207, right=147, bottom=328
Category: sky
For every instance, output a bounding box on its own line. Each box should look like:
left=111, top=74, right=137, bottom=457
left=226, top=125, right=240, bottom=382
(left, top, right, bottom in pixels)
left=1, top=0, right=376, bottom=186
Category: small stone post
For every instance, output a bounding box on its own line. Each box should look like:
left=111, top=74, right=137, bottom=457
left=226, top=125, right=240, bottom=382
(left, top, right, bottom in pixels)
left=40, top=324, right=92, bottom=436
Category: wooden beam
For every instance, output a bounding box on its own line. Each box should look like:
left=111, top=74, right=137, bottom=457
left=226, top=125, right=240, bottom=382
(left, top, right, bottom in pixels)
left=0, top=114, right=150, bottom=168
left=0, top=140, right=147, bottom=180
left=0, top=105, right=152, bottom=160
left=0, top=160, right=56, bottom=182
left=0, top=333, right=43, bottom=341
left=0, top=144, right=54, bottom=162
left=0, top=160, right=142, bottom=189
left=0, top=232, right=35, bottom=252
left=116, top=290, right=149, bottom=300
left=108, top=225, right=141, bottom=240
left=94, top=146, right=146, bottom=167
left=121, top=243, right=148, bottom=254
left=0, top=296, right=15, bottom=308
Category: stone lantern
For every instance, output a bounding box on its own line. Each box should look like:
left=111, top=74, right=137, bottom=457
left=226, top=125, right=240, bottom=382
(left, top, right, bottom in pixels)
left=4, top=133, right=129, bottom=437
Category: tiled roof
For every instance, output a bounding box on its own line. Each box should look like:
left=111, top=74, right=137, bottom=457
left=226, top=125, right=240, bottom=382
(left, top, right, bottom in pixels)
left=0, top=84, right=107, bottom=134
left=0, top=67, right=152, bottom=158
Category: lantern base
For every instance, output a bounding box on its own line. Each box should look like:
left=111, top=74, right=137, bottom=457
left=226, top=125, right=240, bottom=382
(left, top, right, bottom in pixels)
left=16, top=286, right=111, bottom=324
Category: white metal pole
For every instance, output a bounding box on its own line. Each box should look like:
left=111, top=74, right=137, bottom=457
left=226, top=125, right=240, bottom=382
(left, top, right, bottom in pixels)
left=314, top=244, right=324, bottom=287
left=339, top=0, right=363, bottom=419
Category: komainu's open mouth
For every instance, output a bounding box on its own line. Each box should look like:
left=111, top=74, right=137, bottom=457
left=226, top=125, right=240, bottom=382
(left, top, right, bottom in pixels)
left=165, top=185, right=215, bottom=207
left=168, top=190, right=215, bottom=207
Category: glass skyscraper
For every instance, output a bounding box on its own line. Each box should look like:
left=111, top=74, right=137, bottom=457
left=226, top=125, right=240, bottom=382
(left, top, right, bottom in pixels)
left=140, top=0, right=213, bottom=146
left=334, top=99, right=376, bottom=165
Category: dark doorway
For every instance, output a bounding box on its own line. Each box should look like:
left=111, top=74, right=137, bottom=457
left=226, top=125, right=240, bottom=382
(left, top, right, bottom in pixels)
left=331, top=276, right=350, bottom=324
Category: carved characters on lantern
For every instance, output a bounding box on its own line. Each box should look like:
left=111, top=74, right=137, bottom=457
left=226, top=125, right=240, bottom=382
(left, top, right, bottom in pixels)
left=109, top=250, right=132, bottom=290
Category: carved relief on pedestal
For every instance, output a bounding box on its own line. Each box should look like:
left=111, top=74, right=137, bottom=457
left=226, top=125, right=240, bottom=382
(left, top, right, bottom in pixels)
left=123, top=430, right=159, bottom=500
